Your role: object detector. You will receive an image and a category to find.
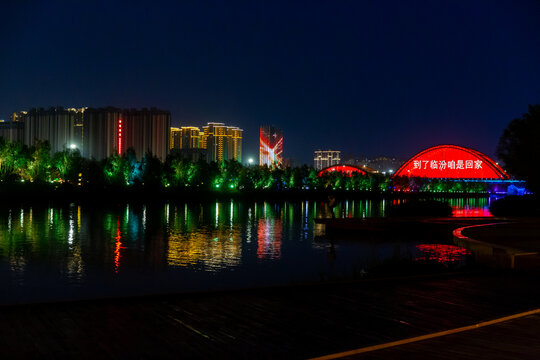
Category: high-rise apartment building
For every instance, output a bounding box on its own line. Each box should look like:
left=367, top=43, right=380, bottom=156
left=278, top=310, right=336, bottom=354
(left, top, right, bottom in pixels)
left=314, top=150, right=341, bottom=170
left=170, top=127, right=181, bottom=149
left=227, top=126, right=242, bottom=163
left=170, top=126, right=207, bottom=162
left=0, top=120, right=24, bottom=143
left=13, top=107, right=86, bottom=153
left=177, top=127, right=202, bottom=149
left=83, top=107, right=170, bottom=160
left=259, top=125, right=283, bottom=167
left=201, top=123, right=242, bottom=163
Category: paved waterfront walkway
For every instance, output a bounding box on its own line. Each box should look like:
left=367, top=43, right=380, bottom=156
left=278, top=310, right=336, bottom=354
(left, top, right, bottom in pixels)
left=461, top=220, right=540, bottom=253
left=454, top=219, right=540, bottom=269
left=326, top=311, right=540, bottom=359
left=3, top=270, right=540, bottom=359
left=2, top=217, right=539, bottom=359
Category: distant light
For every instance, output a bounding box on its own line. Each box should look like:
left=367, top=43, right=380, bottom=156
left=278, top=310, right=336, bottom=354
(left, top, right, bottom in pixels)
left=388, top=169, right=394, bottom=173
left=248, top=158, right=254, bottom=164
left=70, top=144, right=77, bottom=149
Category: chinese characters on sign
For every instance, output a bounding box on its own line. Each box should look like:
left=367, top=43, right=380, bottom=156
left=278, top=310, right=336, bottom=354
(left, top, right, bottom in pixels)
left=412, top=160, right=483, bottom=171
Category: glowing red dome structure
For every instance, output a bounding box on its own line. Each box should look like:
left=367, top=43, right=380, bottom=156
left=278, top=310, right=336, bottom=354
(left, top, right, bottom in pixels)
left=318, top=164, right=368, bottom=177
left=393, top=145, right=509, bottom=179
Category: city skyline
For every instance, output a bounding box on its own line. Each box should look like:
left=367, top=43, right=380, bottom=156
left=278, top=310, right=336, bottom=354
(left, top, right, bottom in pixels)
left=1, top=1, right=539, bottom=164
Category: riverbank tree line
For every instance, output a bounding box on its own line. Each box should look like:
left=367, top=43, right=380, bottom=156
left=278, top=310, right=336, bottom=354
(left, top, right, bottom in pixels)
left=0, top=138, right=496, bottom=194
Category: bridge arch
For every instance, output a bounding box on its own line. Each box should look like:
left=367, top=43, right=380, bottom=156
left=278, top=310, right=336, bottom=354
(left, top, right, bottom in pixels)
left=392, top=145, right=509, bottom=179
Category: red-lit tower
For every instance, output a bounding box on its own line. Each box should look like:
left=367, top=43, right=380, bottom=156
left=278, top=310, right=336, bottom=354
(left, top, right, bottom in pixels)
left=259, top=125, right=283, bottom=167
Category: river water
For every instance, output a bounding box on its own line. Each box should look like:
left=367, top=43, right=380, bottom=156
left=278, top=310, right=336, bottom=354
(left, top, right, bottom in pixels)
left=0, top=197, right=496, bottom=304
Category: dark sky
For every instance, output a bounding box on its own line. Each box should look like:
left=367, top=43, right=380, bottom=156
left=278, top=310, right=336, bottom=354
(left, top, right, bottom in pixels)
left=1, top=1, right=539, bottom=164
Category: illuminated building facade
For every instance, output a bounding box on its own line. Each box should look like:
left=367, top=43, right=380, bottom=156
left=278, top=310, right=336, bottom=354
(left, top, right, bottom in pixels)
left=314, top=150, right=340, bottom=170
left=83, top=107, right=170, bottom=160
left=201, top=122, right=243, bottom=163
left=170, top=126, right=207, bottom=162
left=259, top=125, right=283, bottom=167
left=170, top=126, right=203, bottom=150
left=170, top=127, right=181, bottom=149
left=169, top=123, right=242, bottom=163
left=12, top=107, right=86, bottom=153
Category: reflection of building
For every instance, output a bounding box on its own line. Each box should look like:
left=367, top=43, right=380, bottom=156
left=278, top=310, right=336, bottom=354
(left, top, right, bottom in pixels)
left=166, top=203, right=242, bottom=268
left=259, top=125, right=283, bottom=167
left=314, top=150, right=340, bottom=170
left=257, top=218, right=282, bottom=260
left=83, top=107, right=170, bottom=160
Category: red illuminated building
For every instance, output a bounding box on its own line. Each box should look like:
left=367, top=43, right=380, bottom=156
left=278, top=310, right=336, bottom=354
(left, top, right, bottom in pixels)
left=393, top=145, right=509, bottom=179
left=259, top=125, right=283, bottom=167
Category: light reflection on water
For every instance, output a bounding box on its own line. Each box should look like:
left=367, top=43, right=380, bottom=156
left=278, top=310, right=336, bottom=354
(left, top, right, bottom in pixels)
left=0, top=197, right=490, bottom=303
left=415, top=244, right=471, bottom=266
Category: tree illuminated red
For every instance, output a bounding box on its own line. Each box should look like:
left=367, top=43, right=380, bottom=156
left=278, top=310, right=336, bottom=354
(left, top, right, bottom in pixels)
left=393, top=145, right=509, bottom=179
left=318, top=165, right=367, bottom=177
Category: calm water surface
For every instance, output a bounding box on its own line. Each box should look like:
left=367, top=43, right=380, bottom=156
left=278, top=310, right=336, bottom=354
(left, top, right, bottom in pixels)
left=0, top=197, right=496, bottom=304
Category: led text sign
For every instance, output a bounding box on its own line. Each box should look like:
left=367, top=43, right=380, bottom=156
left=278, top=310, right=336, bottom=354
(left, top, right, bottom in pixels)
left=393, top=145, right=509, bottom=180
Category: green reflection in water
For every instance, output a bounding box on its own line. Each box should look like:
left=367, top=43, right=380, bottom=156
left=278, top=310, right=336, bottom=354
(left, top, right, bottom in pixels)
left=0, top=197, right=495, bottom=283
left=0, top=204, right=85, bottom=284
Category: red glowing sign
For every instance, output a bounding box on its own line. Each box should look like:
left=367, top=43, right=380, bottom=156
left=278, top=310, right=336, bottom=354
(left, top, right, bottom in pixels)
left=318, top=165, right=367, bottom=177
left=117, top=119, right=123, bottom=154
left=393, top=145, right=509, bottom=179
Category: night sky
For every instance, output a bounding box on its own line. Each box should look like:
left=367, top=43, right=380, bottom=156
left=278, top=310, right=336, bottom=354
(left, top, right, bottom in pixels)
left=1, top=1, right=539, bottom=164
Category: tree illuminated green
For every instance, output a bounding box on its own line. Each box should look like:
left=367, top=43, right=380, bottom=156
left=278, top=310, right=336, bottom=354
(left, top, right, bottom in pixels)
left=25, top=140, right=52, bottom=182
left=53, top=147, right=82, bottom=183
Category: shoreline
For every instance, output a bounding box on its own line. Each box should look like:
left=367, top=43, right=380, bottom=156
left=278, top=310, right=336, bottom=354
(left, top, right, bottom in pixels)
left=0, top=184, right=501, bottom=206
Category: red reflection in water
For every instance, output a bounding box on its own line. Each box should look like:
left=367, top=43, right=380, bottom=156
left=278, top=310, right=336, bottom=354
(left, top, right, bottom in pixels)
left=257, top=219, right=282, bottom=260
left=452, top=207, right=492, bottom=217
left=415, top=244, right=471, bottom=265
left=114, top=219, right=123, bottom=273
